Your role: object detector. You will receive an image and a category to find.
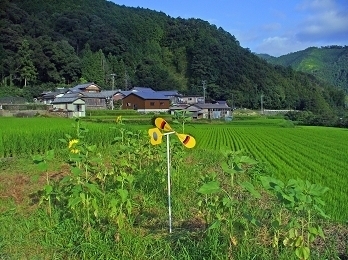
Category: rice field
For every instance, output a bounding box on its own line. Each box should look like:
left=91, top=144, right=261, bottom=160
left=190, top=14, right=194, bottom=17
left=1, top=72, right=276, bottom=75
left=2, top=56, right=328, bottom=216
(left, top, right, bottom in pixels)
left=0, top=117, right=347, bottom=221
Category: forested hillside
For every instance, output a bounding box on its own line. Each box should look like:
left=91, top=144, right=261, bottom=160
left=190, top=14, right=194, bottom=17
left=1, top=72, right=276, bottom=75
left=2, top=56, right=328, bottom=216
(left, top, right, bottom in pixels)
left=0, top=0, right=346, bottom=113
left=257, top=46, right=348, bottom=92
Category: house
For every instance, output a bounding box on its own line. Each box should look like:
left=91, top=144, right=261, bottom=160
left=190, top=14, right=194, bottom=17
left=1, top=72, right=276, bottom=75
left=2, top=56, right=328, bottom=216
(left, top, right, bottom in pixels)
left=179, top=95, right=205, bottom=104
left=186, top=103, right=231, bottom=119
left=122, top=92, right=170, bottom=113
left=168, top=104, right=190, bottom=115
left=157, top=90, right=182, bottom=104
left=68, top=82, right=101, bottom=93
left=39, top=88, right=69, bottom=104
left=82, top=90, right=120, bottom=110
left=51, top=97, right=86, bottom=117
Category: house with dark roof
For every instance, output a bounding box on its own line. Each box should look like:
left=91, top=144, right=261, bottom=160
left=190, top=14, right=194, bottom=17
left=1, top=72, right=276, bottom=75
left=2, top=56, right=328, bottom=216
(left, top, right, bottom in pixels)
left=68, top=82, right=101, bottom=93
left=122, top=92, right=170, bottom=113
left=51, top=97, right=86, bottom=117
left=186, top=103, right=231, bottom=119
left=39, top=88, right=69, bottom=104
left=156, top=90, right=182, bottom=104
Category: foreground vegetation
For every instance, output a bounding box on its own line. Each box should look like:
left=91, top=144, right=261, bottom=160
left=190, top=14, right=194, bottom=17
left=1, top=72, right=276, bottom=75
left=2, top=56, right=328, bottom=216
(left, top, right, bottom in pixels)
left=0, top=116, right=347, bottom=259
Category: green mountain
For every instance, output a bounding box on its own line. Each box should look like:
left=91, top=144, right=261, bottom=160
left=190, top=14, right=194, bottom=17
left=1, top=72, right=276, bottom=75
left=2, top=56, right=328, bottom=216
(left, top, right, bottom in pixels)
left=257, top=46, right=348, bottom=92
left=0, top=0, right=345, bottom=113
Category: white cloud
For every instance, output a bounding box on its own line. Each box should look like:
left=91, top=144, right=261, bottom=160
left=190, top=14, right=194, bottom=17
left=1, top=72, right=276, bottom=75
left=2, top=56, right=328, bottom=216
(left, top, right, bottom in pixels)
left=252, top=0, right=348, bottom=56
left=254, top=36, right=309, bottom=57
left=296, top=0, right=348, bottom=42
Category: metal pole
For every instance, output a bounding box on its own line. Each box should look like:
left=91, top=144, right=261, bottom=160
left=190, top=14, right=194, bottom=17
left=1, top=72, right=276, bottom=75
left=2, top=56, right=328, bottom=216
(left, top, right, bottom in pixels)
left=163, top=131, right=175, bottom=233
left=167, top=133, right=172, bottom=233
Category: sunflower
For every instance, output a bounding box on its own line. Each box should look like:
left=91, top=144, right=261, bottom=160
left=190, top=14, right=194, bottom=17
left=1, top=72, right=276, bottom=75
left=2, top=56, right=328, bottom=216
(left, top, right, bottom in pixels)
left=68, top=139, right=79, bottom=149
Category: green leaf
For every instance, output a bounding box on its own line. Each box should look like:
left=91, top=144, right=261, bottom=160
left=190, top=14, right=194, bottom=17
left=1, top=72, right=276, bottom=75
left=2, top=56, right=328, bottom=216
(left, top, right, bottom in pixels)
left=59, top=138, right=67, bottom=144
left=240, top=181, right=261, bottom=198
left=86, top=145, right=97, bottom=152
left=44, top=184, right=53, bottom=195
left=295, top=236, right=303, bottom=247
left=314, top=204, right=329, bottom=219
left=45, top=150, right=55, bottom=160
left=118, top=189, right=128, bottom=202
left=295, top=246, right=310, bottom=260
left=208, top=220, right=221, bottom=230
left=68, top=196, right=82, bottom=208
left=308, top=226, right=318, bottom=235
left=197, top=181, right=221, bottom=194
left=222, top=197, right=232, bottom=207
left=37, top=162, right=48, bottom=172
left=271, top=220, right=281, bottom=229
left=71, top=166, right=83, bottom=177
left=317, top=226, right=325, bottom=239
left=32, top=155, right=43, bottom=164
left=240, top=156, right=257, bottom=165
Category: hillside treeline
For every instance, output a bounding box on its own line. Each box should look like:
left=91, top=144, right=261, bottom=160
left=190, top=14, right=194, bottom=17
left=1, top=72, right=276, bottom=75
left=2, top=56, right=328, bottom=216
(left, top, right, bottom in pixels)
left=0, top=0, right=346, bottom=114
left=258, top=46, right=348, bottom=93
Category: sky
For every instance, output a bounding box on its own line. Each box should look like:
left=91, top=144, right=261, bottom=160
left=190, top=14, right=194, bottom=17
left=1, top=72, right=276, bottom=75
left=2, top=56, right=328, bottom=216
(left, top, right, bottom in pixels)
left=112, top=0, right=348, bottom=57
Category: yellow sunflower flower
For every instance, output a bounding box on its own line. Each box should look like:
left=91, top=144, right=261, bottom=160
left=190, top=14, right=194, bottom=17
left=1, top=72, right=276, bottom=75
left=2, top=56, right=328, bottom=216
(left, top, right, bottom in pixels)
left=68, top=139, right=79, bottom=149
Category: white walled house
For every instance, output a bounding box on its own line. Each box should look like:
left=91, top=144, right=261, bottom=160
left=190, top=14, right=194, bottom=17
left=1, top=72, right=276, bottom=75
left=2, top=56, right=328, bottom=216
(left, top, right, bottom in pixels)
left=51, top=97, right=86, bottom=117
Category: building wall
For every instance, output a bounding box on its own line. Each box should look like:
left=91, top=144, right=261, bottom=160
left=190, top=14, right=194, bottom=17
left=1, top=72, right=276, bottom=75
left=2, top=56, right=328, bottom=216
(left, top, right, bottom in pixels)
left=122, top=94, right=170, bottom=110
left=83, top=98, right=106, bottom=109
left=180, top=96, right=204, bottom=104
left=52, top=100, right=86, bottom=117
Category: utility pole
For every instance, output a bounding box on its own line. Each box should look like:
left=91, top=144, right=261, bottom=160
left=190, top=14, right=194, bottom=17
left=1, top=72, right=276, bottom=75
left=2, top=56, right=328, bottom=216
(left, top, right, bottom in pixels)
left=110, top=73, right=116, bottom=110
left=202, top=80, right=206, bottom=103
left=261, top=94, right=264, bottom=115
left=110, top=73, right=116, bottom=90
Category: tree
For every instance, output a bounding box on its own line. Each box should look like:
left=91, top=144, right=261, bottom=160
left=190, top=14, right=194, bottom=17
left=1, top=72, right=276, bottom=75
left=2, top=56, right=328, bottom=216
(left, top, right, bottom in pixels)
left=16, top=39, right=37, bottom=87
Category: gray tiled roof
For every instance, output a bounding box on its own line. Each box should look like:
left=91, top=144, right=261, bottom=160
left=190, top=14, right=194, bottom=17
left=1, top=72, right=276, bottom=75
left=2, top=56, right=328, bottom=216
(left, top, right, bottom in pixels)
left=193, top=103, right=230, bottom=109
left=51, top=97, right=83, bottom=104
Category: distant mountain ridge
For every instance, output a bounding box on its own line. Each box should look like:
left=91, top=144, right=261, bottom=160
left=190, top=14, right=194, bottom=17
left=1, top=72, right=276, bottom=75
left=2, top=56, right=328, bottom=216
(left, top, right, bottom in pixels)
left=257, top=46, right=348, bottom=92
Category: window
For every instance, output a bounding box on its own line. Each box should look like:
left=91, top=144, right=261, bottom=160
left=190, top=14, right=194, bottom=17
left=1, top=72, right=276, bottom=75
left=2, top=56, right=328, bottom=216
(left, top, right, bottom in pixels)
left=75, top=104, right=82, bottom=112
left=127, top=102, right=131, bottom=107
left=160, top=102, right=164, bottom=106
left=150, top=102, right=155, bottom=106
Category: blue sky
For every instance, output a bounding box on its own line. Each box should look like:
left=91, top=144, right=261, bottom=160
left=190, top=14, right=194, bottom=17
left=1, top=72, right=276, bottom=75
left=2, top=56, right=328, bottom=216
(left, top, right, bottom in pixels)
left=112, top=0, right=348, bottom=57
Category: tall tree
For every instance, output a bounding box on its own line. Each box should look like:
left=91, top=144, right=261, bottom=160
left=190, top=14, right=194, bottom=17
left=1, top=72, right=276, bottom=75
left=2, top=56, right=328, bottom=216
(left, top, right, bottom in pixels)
left=16, top=39, right=37, bottom=87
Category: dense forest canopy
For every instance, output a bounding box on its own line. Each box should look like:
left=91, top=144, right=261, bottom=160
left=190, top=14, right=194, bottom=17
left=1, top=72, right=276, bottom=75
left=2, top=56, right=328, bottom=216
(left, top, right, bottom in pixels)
left=0, top=0, right=346, bottom=114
